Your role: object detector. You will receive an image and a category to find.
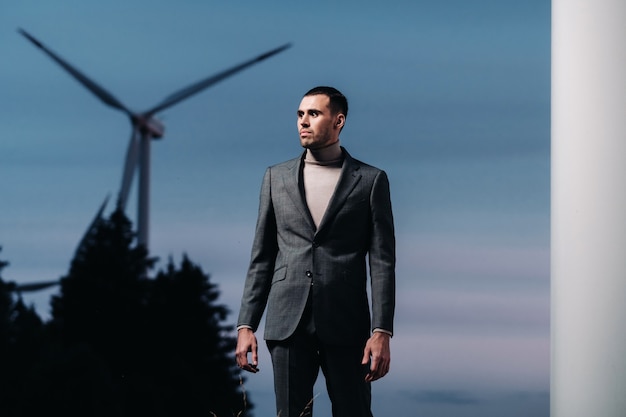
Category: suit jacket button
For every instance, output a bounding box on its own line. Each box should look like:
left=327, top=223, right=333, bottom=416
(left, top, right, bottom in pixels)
left=306, top=270, right=313, bottom=278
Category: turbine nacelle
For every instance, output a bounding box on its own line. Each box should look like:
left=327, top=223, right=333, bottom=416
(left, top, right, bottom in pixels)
left=134, top=115, right=165, bottom=139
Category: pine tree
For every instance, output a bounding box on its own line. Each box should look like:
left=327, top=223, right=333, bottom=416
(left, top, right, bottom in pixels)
left=0, top=248, right=46, bottom=417
left=51, top=209, right=153, bottom=354
left=44, top=211, right=250, bottom=416
left=0, top=247, right=13, bottom=348
left=47, top=210, right=155, bottom=416
left=143, top=255, right=249, bottom=416
left=0, top=249, right=16, bottom=413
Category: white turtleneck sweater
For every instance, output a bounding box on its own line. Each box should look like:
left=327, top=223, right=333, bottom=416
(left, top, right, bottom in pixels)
left=303, top=141, right=344, bottom=229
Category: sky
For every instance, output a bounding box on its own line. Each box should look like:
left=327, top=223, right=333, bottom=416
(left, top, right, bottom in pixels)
left=1, top=1, right=551, bottom=416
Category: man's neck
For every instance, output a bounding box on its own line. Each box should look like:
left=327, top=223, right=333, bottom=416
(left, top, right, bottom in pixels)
left=305, top=141, right=343, bottom=164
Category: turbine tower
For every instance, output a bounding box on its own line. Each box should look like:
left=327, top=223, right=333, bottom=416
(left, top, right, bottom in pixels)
left=19, top=29, right=290, bottom=250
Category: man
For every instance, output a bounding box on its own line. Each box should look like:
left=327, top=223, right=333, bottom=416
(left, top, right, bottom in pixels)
left=236, top=86, right=395, bottom=417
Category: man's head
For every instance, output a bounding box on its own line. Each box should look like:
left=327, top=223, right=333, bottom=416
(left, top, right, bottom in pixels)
left=304, top=86, right=348, bottom=119
left=297, top=86, right=348, bottom=150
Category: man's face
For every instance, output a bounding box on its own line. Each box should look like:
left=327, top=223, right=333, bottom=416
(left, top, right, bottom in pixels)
left=297, top=94, right=344, bottom=150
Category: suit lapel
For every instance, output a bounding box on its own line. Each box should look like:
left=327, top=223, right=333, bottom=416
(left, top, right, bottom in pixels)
left=283, top=154, right=316, bottom=232
left=315, top=150, right=362, bottom=236
left=283, top=149, right=363, bottom=236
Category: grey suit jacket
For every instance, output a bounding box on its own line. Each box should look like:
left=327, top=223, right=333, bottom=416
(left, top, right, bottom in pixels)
left=237, top=147, right=395, bottom=345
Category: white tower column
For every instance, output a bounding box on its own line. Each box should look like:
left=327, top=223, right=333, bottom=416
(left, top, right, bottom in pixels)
left=552, top=1, right=626, bottom=416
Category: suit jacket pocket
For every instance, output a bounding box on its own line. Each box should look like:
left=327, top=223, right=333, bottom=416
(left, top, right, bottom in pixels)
left=271, top=265, right=287, bottom=284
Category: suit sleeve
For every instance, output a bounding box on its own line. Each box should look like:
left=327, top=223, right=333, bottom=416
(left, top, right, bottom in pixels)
left=368, top=170, right=396, bottom=335
left=237, top=167, right=278, bottom=331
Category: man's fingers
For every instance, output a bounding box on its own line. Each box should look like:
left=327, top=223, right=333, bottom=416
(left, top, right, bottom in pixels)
left=365, top=355, right=378, bottom=382
left=251, top=338, right=258, bottom=365
left=370, top=355, right=380, bottom=374
left=365, top=354, right=390, bottom=382
left=235, top=329, right=259, bottom=373
left=366, top=366, right=386, bottom=382
left=236, top=351, right=259, bottom=373
left=241, top=363, right=260, bottom=373
left=361, top=347, right=371, bottom=365
left=363, top=332, right=391, bottom=382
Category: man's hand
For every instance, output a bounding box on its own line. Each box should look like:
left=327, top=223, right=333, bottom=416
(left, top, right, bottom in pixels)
left=235, top=328, right=260, bottom=373
left=361, top=332, right=391, bottom=382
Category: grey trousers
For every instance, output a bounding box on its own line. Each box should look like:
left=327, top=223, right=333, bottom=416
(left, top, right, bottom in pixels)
left=266, top=302, right=373, bottom=417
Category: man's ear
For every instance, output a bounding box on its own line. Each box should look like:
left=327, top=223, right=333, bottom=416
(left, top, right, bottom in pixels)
left=335, top=114, right=345, bottom=129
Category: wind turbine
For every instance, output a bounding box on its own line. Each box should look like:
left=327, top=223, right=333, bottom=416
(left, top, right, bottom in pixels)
left=19, top=28, right=290, bottom=250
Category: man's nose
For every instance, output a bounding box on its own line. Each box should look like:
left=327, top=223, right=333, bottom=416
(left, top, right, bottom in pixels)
left=300, top=115, right=309, bottom=126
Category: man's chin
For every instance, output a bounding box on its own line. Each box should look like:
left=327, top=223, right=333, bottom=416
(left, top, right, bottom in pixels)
left=302, top=140, right=338, bottom=151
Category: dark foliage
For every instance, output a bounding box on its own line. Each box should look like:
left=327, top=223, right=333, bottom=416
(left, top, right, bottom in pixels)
left=50, top=210, right=153, bottom=376
left=0, top=211, right=249, bottom=417
left=142, top=255, right=245, bottom=416
left=0, top=248, right=46, bottom=416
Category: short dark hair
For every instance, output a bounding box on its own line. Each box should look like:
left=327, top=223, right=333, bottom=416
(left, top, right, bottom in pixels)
left=304, top=86, right=348, bottom=118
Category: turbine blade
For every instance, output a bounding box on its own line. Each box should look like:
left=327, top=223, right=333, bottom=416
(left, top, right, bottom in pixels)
left=145, top=42, right=292, bottom=115
left=118, top=129, right=140, bottom=211
left=18, top=28, right=133, bottom=116
left=13, top=280, right=60, bottom=293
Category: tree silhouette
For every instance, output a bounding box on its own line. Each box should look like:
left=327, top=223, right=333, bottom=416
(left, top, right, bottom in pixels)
left=0, top=248, right=17, bottom=413
left=0, top=211, right=249, bottom=416
left=50, top=209, right=153, bottom=351
left=0, top=247, right=46, bottom=416
left=40, top=211, right=250, bottom=416
left=6, top=209, right=152, bottom=417
left=143, top=255, right=248, bottom=416
left=0, top=248, right=13, bottom=348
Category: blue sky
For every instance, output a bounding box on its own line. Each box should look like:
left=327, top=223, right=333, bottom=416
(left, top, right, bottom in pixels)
left=1, top=1, right=550, bottom=416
